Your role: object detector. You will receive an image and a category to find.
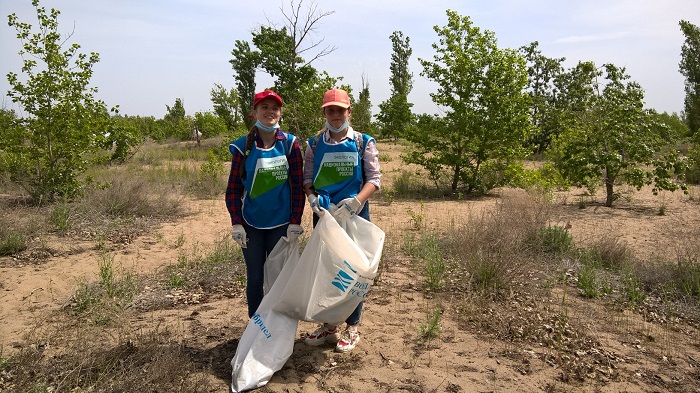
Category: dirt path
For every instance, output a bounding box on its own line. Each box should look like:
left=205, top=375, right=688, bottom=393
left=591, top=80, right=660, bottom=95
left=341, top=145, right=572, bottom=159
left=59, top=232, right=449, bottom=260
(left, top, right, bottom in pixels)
left=2, top=183, right=700, bottom=392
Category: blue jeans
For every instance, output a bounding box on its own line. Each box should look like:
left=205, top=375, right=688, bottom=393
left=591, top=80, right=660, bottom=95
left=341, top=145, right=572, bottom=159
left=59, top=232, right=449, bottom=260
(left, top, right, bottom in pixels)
left=312, top=202, right=370, bottom=326
left=241, top=223, right=288, bottom=318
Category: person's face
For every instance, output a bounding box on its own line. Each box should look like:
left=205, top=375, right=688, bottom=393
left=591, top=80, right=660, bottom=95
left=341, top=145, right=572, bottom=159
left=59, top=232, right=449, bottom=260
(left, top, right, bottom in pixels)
left=253, top=98, right=282, bottom=127
left=323, top=105, right=351, bottom=129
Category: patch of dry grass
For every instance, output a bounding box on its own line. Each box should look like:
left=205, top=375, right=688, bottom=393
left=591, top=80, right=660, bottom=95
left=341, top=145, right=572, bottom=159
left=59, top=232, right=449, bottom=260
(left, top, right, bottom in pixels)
left=0, top=325, right=214, bottom=392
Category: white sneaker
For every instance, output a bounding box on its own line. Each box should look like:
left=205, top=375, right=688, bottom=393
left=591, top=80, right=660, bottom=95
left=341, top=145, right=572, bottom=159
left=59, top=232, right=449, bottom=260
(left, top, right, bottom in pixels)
left=304, top=324, right=339, bottom=346
left=335, top=326, right=360, bottom=352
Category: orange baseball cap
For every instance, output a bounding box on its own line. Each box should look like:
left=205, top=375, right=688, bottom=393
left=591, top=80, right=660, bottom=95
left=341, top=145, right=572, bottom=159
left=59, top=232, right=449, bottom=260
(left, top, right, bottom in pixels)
left=253, top=90, right=283, bottom=108
left=321, top=88, right=351, bottom=108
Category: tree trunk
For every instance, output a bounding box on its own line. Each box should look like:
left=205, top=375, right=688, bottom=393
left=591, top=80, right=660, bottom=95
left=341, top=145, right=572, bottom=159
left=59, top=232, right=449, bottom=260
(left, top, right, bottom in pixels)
left=605, top=178, right=614, bottom=207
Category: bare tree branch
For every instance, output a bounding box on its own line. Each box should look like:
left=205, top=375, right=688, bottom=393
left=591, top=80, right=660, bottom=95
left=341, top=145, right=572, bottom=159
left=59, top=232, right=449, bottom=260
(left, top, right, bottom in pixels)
left=279, top=0, right=337, bottom=66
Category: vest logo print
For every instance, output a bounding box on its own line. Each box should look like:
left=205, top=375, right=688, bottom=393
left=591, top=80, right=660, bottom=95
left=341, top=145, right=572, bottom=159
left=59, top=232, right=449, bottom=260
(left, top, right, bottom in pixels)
left=331, top=261, right=357, bottom=292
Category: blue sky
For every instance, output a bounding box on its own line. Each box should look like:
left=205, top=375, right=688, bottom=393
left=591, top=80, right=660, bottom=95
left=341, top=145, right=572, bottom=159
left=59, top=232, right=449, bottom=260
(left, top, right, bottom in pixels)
left=1, top=0, right=698, bottom=119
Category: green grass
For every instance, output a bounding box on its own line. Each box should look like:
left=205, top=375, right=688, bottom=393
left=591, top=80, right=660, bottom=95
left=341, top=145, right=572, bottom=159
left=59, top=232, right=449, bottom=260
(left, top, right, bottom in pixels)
left=535, top=225, right=572, bottom=255
left=69, top=253, right=138, bottom=324
left=577, top=264, right=599, bottom=298
left=0, top=228, right=27, bottom=255
left=419, top=307, right=442, bottom=340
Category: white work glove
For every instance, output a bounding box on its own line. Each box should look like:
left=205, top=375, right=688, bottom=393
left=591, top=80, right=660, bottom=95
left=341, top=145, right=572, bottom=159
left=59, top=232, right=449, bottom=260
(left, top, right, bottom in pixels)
left=231, top=224, right=247, bottom=248
left=333, top=197, right=362, bottom=222
left=307, top=194, right=322, bottom=215
left=286, top=224, right=303, bottom=242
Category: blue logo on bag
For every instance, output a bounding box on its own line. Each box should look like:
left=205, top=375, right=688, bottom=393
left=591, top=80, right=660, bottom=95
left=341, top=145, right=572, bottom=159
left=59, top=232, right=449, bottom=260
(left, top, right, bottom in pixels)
left=331, top=261, right=357, bottom=292
left=251, top=313, right=272, bottom=339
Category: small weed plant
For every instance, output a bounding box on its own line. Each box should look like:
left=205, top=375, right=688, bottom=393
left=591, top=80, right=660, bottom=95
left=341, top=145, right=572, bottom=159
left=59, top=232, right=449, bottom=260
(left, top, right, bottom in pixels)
left=418, top=235, right=445, bottom=290
left=407, top=203, right=425, bottom=230
left=623, top=269, right=647, bottom=306
left=536, top=225, right=572, bottom=255
left=419, top=307, right=442, bottom=340
left=49, top=201, right=72, bottom=233
left=577, top=264, right=599, bottom=298
left=69, top=253, right=138, bottom=324
left=0, top=228, right=27, bottom=255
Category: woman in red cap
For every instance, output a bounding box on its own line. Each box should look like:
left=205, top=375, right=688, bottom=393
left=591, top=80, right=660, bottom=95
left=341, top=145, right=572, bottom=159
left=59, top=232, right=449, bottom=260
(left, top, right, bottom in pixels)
left=225, top=90, right=305, bottom=318
left=302, top=88, right=382, bottom=352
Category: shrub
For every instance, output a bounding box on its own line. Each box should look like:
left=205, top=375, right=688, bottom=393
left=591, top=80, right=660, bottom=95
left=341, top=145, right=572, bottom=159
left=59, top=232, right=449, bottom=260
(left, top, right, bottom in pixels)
left=0, top=228, right=27, bottom=255
left=535, top=225, right=572, bottom=255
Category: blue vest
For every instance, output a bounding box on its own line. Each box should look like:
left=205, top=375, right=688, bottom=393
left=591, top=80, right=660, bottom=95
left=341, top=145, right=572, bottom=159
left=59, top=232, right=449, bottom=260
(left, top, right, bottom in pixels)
left=230, top=132, right=294, bottom=229
left=310, top=133, right=368, bottom=205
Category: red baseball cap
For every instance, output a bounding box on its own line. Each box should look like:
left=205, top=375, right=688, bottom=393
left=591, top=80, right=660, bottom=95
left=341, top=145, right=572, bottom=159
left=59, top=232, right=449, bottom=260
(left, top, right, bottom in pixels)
left=253, top=90, right=283, bottom=108
left=321, top=88, right=351, bottom=108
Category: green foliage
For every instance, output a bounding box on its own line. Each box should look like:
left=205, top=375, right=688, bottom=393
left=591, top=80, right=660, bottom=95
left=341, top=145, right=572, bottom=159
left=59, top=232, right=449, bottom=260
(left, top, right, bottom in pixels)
left=103, top=113, right=144, bottom=163
left=70, top=253, right=137, bottom=323
left=162, top=235, right=242, bottom=291
left=550, top=62, right=686, bottom=207
left=231, top=4, right=338, bottom=140
left=281, top=71, right=340, bottom=141
left=164, top=98, right=186, bottom=123
left=49, top=201, right=72, bottom=232
left=577, top=264, right=599, bottom=298
left=675, top=258, right=700, bottom=297
left=0, top=227, right=28, bottom=255
left=5, top=0, right=112, bottom=203
left=406, top=233, right=445, bottom=290
left=352, top=75, right=373, bottom=135
left=576, top=238, right=631, bottom=271
left=407, top=202, right=425, bottom=230
left=377, top=31, right=414, bottom=140
left=418, top=308, right=442, bottom=340
left=191, top=150, right=225, bottom=198
left=194, top=111, right=227, bottom=139
left=679, top=20, right=700, bottom=135
left=160, top=98, right=193, bottom=140
left=535, top=225, right=572, bottom=255
left=623, top=269, right=646, bottom=306
left=519, top=41, right=566, bottom=154
left=210, top=83, right=243, bottom=132
left=411, top=10, right=531, bottom=195
left=651, top=111, right=690, bottom=141
left=506, top=162, right=568, bottom=194
left=230, top=40, right=258, bottom=129
left=686, top=146, right=700, bottom=184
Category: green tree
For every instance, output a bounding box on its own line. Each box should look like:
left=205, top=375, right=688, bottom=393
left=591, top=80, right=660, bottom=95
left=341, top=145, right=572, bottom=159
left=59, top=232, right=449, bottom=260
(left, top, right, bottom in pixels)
left=285, top=71, right=345, bottom=141
left=194, top=111, right=227, bottom=138
left=352, top=74, right=373, bottom=134
left=377, top=31, right=414, bottom=140
left=163, top=98, right=189, bottom=140
left=551, top=63, right=687, bottom=207
left=210, top=83, right=242, bottom=133
left=229, top=40, right=259, bottom=129
left=4, top=0, right=112, bottom=203
left=103, top=111, right=143, bottom=163
left=165, top=98, right=186, bottom=122
left=679, top=20, right=700, bottom=135
left=519, top=41, right=566, bottom=154
left=410, top=10, right=531, bottom=194
left=233, top=0, right=336, bottom=138
left=650, top=110, right=688, bottom=142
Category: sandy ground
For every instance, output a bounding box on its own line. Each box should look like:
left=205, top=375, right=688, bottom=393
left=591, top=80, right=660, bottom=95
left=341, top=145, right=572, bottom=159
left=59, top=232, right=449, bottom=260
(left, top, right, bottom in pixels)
left=2, top=145, right=700, bottom=392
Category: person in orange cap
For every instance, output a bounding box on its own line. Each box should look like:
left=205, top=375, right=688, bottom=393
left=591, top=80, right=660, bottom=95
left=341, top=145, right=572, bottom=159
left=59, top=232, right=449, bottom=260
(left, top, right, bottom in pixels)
left=302, top=88, right=382, bottom=352
left=225, top=89, right=305, bottom=318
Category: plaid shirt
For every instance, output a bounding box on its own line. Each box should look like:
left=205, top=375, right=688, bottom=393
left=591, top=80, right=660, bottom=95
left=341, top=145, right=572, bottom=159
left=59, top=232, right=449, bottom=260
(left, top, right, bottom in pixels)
left=225, top=130, right=305, bottom=226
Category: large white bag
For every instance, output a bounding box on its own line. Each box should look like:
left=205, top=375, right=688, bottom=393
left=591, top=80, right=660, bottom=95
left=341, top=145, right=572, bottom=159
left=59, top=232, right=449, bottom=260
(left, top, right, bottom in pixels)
left=229, top=308, right=298, bottom=392
left=272, top=211, right=385, bottom=324
left=230, top=212, right=384, bottom=392
left=263, top=237, right=299, bottom=295
left=231, top=238, right=300, bottom=393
